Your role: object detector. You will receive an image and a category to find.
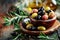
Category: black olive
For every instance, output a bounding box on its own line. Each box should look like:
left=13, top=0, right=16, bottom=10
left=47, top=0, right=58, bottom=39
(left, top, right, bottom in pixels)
left=36, top=15, right=41, bottom=20
left=38, top=11, right=45, bottom=16
left=26, top=26, right=36, bottom=31
left=38, top=11, right=42, bottom=15
left=38, top=7, right=44, bottom=12
left=31, top=26, right=36, bottom=31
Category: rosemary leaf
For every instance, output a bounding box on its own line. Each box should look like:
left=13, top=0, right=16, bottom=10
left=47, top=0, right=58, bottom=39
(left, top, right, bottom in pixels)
left=14, top=23, right=20, bottom=30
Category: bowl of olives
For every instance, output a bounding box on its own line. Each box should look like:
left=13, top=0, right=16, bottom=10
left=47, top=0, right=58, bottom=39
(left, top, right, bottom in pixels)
left=30, top=7, right=56, bottom=28
left=20, top=7, right=57, bottom=35
left=20, top=17, right=57, bottom=35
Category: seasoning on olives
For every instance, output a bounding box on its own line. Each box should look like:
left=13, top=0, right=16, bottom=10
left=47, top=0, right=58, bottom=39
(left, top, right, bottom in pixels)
left=36, top=15, right=41, bottom=20
left=31, top=13, right=38, bottom=18
left=37, top=26, right=46, bottom=31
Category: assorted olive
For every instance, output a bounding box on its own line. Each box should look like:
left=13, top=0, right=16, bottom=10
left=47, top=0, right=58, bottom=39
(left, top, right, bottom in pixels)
left=31, top=13, right=38, bottom=18
left=30, top=6, right=55, bottom=20
left=22, top=6, right=56, bottom=31
left=25, top=23, right=46, bottom=31
left=32, top=9, right=38, bottom=13
left=26, top=24, right=36, bottom=31
left=42, top=14, right=48, bottom=20
left=45, top=6, right=50, bottom=11
left=23, top=18, right=46, bottom=31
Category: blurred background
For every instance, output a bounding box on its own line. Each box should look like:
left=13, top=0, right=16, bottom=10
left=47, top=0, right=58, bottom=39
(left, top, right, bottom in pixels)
left=0, top=0, right=17, bottom=13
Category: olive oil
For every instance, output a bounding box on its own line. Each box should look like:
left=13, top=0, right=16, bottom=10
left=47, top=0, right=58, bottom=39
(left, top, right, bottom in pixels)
left=27, top=0, right=57, bottom=10
left=44, top=0, right=57, bottom=10
left=27, top=0, right=43, bottom=9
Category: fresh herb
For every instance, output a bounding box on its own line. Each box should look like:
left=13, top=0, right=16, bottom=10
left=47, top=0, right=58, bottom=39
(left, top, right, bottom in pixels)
left=11, top=29, right=29, bottom=40
left=56, top=0, right=60, bottom=5
left=38, top=33, right=54, bottom=40
left=4, top=6, right=29, bottom=25
left=12, top=32, right=54, bottom=40
left=8, top=6, right=29, bottom=17
left=4, top=6, right=30, bottom=40
left=4, top=6, right=29, bottom=31
left=4, top=16, right=27, bottom=25
left=13, top=33, right=23, bottom=40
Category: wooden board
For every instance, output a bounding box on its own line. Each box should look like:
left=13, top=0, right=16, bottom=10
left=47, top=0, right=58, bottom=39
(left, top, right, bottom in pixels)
left=20, top=20, right=60, bottom=35
left=42, top=20, right=60, bottom=34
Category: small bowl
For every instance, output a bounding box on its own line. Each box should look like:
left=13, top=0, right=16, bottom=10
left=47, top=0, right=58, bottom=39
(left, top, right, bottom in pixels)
left=30, top=16, right=56, bottom=28
left=20, top=15, right=57, bottom=35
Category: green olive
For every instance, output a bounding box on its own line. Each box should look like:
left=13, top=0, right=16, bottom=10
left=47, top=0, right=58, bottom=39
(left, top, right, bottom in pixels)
left=37, top=26, right=46, bottom=31
left=45, top=6, right=50, bottom=11
left=31, top=13, right=38, bottom=18
left=26, top=24, right=33, bottom=29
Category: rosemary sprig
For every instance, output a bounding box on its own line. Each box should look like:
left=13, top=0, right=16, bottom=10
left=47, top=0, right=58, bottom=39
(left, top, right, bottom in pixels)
left=13, top=34, right=21, bottom=40
left=13, top=33, right=23, bottom=40
left=4, top=6, right=29, bottom=31
left=8, top=6, right=29, bottom=17
left=4, top=16, right=27, bottom=26
left=56, top=0, right=60, bottom=5
left=38, top=33, right=54, bottom=40
left=4, top=6, right=29, bottom=26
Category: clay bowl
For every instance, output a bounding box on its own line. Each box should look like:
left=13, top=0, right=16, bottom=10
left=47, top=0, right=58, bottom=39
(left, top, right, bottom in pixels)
left=20, top=16, right=57, bottom=35
left=30, top=16, right=56, bottom=28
